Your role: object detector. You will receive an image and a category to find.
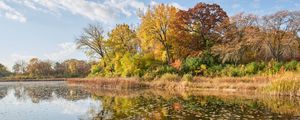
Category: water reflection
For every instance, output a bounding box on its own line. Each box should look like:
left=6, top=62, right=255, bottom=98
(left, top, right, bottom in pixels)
left=0, top=82, right=299, bottom=120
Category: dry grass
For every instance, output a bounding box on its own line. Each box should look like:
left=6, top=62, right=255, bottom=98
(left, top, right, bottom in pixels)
left=67, top=77, right=149, bottom=89
left=67, top=72, right=300, bottom=96
left=263, top=72, right=300, bottom=96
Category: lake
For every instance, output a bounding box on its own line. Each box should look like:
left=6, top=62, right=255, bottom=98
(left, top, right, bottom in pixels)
left=0, top=81, right=299, bottom=120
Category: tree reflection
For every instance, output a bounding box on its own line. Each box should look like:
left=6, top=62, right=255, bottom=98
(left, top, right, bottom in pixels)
left=0, top=82, right=299, bottom=120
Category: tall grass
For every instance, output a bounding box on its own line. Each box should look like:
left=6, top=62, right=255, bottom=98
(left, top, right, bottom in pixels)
left=264, top=79, right=300, bottom=96
left=263, top=72, right=300, bottom=96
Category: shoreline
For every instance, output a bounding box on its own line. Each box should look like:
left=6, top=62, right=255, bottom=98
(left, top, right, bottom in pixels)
left=0, top=78, right=66, bottom=82
left=1, top=74, right=299, bottom=97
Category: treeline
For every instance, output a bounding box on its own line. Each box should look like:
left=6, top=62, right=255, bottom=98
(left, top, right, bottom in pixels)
left=0, top=58, right=92, bottom=79
left=75, top=2, right=300, bottom=79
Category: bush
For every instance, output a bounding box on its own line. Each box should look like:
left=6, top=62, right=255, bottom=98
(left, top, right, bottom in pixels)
left=181, top=57, right=202, bottom=75
left=159, top=73, right=181, bottom=82
left=182, top=74, right=193, bottom=82
left=155, top=65, right=177, bottom=76
left=284, top=60, right=298, bottom=71
left=206, top=65, right=223, bottom=77
left=244, top=62, right=259, bottom=75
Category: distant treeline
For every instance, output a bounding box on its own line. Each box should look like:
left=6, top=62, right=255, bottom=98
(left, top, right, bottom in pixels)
left=0, top=59, right=92, bottom=79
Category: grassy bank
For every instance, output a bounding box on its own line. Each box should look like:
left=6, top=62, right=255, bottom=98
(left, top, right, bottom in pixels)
left=67, top=72, right=300, bottom=96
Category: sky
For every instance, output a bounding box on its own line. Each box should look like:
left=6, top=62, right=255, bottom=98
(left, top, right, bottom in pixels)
left=0, top=0, right=299, bottom=70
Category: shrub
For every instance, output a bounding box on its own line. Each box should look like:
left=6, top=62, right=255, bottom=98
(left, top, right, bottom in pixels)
left=89, top=64, right=103, bottom=76
left=274, top=62, right=284, bottom=72
left=159, top=73, right=181, bottom=82
left=284, top=60, right=298, bottom=71
left=182, top=74, right=193, bottom=82
left=181, top=57, right=202, bottom=75
left=206, top=65, right=223, bottom=77
left=244, top=62, right=259, bottom=75
left=155, top=65, right=177, bottom=76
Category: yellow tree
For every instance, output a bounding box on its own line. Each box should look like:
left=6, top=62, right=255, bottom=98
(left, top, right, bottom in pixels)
left=107, top=24, right=139, bottom=55
left=138, top=4, right=177, bottom=64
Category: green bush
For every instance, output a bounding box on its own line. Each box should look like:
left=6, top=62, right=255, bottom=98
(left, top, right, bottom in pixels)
left=160, top=73, right=181, bottom=82
left=182, top=74, right=193, bottom=82
left=206, top=65, right=223, bottom=77
left=181, top=57, right=202, bottom=75
left=155, top=65, right=177, bottom=76
left=284, top=60, right=298, bottom=71
left=244, top=62, right=259, bottom=75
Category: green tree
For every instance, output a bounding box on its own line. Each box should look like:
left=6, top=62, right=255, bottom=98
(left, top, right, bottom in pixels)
left=0, top=63, right=10, bottom=77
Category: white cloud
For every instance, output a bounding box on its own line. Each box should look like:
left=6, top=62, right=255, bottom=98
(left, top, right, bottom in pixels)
left=9, top=0, right=146, bottom=23
left=44, top=42, right=78, bottom=61
left=149, top=1, right=186, bottom=10
left=170, top=2, right=187, bottom=10
left=0, top=1, right=26, bottom=23
left=11, top=54, right=36, bottom=62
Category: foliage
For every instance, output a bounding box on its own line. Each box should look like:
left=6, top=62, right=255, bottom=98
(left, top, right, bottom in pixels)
left=10, top=58, right=91, bottom=79
left=0, top=63, right=10, bottom=77
left=173, top=2, right=229, bottom=58
left=138, top=4, right=177, bottom=64
left=72, top=2, right=300, bottom=81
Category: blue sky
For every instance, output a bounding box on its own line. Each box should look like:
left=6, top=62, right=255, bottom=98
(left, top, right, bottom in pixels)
left=0, top=0, right=299, bottom=69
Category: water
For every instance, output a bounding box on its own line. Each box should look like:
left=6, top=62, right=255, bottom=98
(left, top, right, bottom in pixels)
left=0, top=82, right=299, bottom=120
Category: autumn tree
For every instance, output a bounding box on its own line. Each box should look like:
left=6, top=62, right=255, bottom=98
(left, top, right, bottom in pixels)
left=174, top=3, right=229, bottom=58
left=213, top=13, right=263, bottom=63
left=76, top=23, right=108, bottom=59
left=59, top=59, right=91, bottom=77
left=26, top=58, right=53, bottom=77
left=107, top=24, right=140, bottom=55
left=138, top=4, right=177, bottom=64
left=261, top=10, right=300, bottom=61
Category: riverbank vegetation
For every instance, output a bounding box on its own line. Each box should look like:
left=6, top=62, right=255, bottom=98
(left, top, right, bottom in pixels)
left=1, top=2, right=300, bottom=95
left=76, top=3, right=300, bottom=79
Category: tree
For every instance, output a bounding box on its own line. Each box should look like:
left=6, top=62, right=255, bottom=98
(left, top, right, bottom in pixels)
left=13, top=60, right=27, bottom=74
left=174, top=2, right=229, bottom=58
left=62, top=59, right=91, bottom=77
left=213, top=13, right=263, bottom=63
left=107, top=24, right=140, bottom=55
left=261, top=10, right=300, bottom=61
left=138, top=4, right=178, bottom=64
left=26, top=58, right=53, bottom=77
left=76, top=23, right=108, bottom=59
left=0, top=63, right=10, bottom=77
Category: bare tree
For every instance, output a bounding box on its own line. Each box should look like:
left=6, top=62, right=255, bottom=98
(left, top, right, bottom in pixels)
left=213, top=13, right=262, bottom=63
left=76, top=23, right=108, bottom=59
left=261, top=10, right=300, bottom=61
left=13, top=60, right=27, bottom=74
